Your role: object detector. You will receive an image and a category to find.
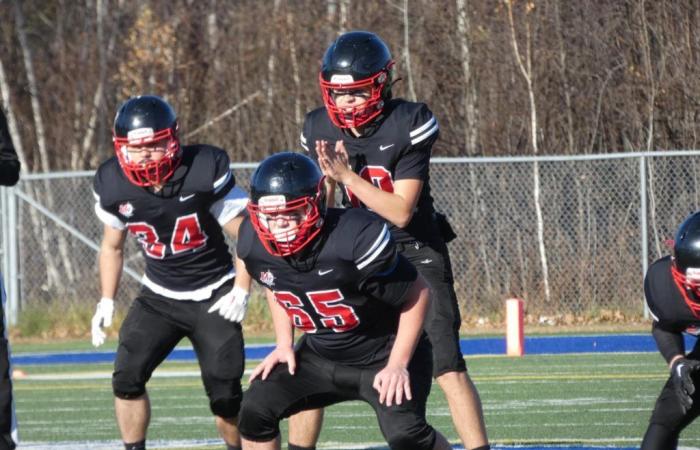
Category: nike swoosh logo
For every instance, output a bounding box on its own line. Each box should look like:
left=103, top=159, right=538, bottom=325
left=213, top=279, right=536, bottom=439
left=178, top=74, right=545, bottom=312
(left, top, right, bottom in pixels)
left=179, top=194, right=195, bottom=202
left=379, top=144, right=395, bottom=151
left=318, top=269, right=334, bottom=276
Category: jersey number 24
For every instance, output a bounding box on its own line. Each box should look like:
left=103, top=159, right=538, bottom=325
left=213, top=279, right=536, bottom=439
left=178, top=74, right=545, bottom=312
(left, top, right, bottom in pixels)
left=127, top=213, right=207, bottom=259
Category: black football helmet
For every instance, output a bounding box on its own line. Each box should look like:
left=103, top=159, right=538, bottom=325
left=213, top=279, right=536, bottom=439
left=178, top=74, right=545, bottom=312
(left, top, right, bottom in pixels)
left=671, top=211, right=700, bottom=317
left=113, top=95, right=181, bottom=186
left=248, top=152, right=326, bottom=257
left=319, top=31, right=394, bottom=129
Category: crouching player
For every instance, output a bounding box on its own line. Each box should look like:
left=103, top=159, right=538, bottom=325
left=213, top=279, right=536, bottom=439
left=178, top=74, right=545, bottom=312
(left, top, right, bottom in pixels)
left=642, top=211, right=700, bottom=449
left=236, top=152, right=452, bottom=450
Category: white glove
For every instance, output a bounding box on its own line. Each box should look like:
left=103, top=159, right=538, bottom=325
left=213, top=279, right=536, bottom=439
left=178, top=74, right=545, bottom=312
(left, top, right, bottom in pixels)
left=91, top=297, right=114, bottom=347
left=208, top=286, right=249, bottom=323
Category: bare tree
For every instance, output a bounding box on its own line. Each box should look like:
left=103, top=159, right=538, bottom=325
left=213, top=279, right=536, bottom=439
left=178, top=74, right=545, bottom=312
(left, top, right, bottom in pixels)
left=505, top=0, right=551, bottom=304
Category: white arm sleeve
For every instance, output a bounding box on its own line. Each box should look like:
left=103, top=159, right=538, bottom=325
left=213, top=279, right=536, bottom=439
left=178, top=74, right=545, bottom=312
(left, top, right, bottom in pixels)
left=93, top=191, right=125, bottom=229
left=210, top=185, right=248, bottom=225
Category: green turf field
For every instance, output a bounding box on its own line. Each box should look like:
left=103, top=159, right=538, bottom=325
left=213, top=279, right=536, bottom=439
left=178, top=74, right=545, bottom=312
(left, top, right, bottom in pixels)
left=11, top=352, right=700, bottom=449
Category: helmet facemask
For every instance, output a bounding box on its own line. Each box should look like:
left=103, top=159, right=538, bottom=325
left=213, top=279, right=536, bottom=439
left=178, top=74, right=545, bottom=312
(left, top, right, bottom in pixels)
left=248, top=179, right=326, bottom=257
left=319, top=62, right=394, bottom=129
left=671, top=264, right=700, bottom=318
left=114, top=124, right=181, bottom=187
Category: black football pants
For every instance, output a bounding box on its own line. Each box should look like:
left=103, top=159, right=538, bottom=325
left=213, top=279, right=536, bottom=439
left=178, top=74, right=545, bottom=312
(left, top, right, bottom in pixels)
left=239, top=337, right=437, bottom=450
left=397, top=239, right=466, bottom=377
left=641, top=368, right=700, bottom=449
left=0, top=277, right=16, bottom=450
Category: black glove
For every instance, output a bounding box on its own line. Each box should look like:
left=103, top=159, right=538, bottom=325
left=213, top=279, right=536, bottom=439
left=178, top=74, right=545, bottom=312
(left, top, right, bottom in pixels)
left=671, top=357, right=700, bottom=412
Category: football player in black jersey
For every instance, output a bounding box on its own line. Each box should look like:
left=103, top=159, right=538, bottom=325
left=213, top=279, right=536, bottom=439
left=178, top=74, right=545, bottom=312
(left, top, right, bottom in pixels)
left=91, top=95, right=250, bottom=450
left=293, top=31, right=489, bottom=450
left=641, top=211, right=700, bottom=449
left=0, top=108, right=20, bottom=450
left=236, top=152, right=451, bottom=450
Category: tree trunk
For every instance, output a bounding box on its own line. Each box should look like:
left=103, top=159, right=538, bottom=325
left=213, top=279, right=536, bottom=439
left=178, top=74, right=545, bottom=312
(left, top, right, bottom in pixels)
left=506, top=0, right=551, bottom=304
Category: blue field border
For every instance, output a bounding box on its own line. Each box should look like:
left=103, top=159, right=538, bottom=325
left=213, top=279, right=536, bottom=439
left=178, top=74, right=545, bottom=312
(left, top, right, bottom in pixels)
left=10, top=333, right=698, bottom=366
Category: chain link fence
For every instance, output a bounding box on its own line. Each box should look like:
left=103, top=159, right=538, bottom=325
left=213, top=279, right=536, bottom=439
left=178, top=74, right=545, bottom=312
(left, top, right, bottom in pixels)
left=3, top=152, right=700, bottom=326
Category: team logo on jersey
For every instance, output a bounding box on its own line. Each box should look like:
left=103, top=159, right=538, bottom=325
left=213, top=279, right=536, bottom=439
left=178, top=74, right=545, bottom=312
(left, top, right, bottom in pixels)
left=260, top=270, right=275, bottom=287
left=118, top=202, right=134, bottom=218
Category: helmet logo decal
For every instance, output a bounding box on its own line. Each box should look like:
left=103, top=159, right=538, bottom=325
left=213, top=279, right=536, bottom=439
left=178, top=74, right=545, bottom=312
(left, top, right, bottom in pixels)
left=330, top=74, right=355, bottom=84
left=258, top=195, right=287, bottom=209
left=127, top=127, right=156, bottom=144
left=118, top=202, right=135, bottom=218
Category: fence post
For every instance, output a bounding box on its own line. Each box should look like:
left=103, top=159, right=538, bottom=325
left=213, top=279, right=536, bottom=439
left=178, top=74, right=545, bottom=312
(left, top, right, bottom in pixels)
left=639, top=155, right=649, bottom=320
left=1, top=185, right=7, bottom=311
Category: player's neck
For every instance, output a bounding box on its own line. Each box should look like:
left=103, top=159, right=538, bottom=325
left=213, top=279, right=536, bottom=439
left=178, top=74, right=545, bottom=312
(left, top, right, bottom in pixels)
left=349, top=127, right=363, bottom=137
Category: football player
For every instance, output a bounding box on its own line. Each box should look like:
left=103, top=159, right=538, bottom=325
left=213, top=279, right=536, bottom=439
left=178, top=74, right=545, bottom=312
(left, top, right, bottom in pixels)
left=641, top=211, right=700, bottom=449
left=236, top=152, right=452, bottom=450
left=0, top=108, right=20, bottom=450
left=294, top=31, right=490, bottom=450
left=91, top=95, right=250, bottom=450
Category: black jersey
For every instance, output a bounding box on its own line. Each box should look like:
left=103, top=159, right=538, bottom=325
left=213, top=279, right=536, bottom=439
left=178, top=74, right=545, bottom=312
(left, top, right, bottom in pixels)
left=93, top=144, right=248, bottom=300
left=301, top=99, right=440, bottom=243
left=645, top=256, right=700, bottom=360
left=238, top=208, right=418, bottom=367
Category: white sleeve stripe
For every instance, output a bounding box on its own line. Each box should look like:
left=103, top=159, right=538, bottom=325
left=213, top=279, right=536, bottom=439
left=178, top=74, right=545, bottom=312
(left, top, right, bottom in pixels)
left=210, top=186, right=249, bottom=225
left=300, top=132, right=307, bottom=144
left=301, top=142, right=309, bottom=151
left=355, top=224, right=389, bottom=264
left=410, top=123, right=439, bottom=146
left=213, top=171, right=232, bottom=194
left=355, top=224, right=391, bottom=270
left=409, top=116, right=436, bottom=137
left=356, top=231, right=391, bottom=270
left=94, top=203, right=126, bottom=230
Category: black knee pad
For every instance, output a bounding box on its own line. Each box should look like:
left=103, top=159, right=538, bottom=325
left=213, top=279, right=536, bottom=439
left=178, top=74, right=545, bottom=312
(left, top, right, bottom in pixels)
left=210, top=394, right=242, bottom=418
left=237, top=392, right=280, bottom=442
left=112, top=375, right=146, bottom=399
left=207, top=380, right=242, bottom=417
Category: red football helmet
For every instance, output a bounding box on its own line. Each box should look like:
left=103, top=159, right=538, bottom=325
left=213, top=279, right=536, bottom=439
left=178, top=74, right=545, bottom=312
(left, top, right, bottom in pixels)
left=319, top=31, right=395, bottom=129
left=113, top=95, right=181, bottom=187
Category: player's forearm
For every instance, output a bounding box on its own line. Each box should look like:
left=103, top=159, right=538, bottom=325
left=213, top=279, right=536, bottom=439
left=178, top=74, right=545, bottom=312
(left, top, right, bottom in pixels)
left=233, top=256, right=252, bottom=292
left=266, top=290, right=294, bottom=348
left=388, top=279, right=430, bottom=368
left=99, top=245, right=123, bottom=299
left=342, top=172, right=415, bottom=227
left=324, top=177, right=337, bottom=208
left=652, top=321, right=686, bottom=365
